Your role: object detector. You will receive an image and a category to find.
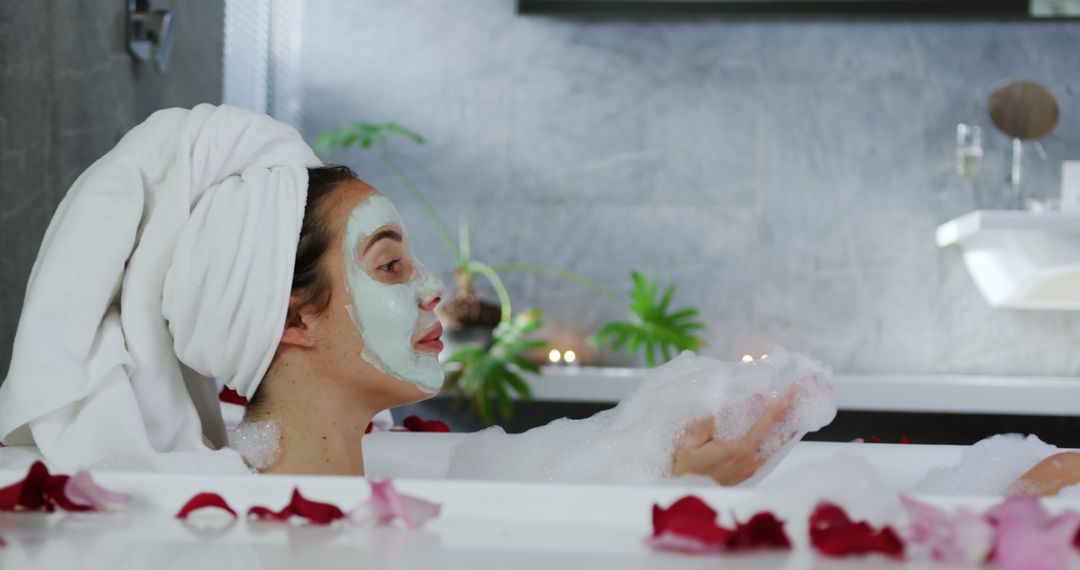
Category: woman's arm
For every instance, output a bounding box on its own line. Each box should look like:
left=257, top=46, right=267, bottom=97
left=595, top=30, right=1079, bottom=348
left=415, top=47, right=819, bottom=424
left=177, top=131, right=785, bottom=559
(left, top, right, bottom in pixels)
left=1013, top=452, right=1080, bottom=496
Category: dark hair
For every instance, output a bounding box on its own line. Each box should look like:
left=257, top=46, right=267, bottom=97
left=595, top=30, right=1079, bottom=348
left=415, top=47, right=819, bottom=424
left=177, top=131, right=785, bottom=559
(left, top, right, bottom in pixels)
left=245, top=164, right=357, bottom=416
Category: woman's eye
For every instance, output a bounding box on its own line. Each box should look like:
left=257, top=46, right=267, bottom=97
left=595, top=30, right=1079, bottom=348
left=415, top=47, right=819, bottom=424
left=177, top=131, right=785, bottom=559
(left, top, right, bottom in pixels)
left=377, top=259, right=402, bottom=274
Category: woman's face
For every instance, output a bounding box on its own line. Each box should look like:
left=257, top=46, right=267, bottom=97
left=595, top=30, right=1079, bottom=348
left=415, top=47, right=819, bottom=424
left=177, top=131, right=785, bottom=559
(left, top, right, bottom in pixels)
left=312, top=179, right=445, bottom=410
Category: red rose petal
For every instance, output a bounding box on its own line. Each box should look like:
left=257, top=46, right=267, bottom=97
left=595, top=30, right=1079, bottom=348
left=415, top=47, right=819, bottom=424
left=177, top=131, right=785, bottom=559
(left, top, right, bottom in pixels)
left=285, top=488, right=346, bottom=525
left=653, top=496, right=718, bottom=538
left=650, top=496, right=791, bottom=554
left=247, top=488, right=345, bottom=525
left=0, top=478, right=25, bottom=511
left=402, top=415, right=450, bottom=433
left=867, top=436, right=881, bottom=444
left=177, top=492, right=238, bottom=519
left=809, top=502, right=904, bottom=558
left=727, top=512, right=792, bottom=551
left=247, top=505, right=292, bottom=522
left=1073, top=526, right=1080, bottom=551
left=899, top=436, right=912, bottom=444
left=365, top=422, right=374, bottom=434
left=219, top=387, right=248, bottom=406
left=7, top=461, right=50, bottom=511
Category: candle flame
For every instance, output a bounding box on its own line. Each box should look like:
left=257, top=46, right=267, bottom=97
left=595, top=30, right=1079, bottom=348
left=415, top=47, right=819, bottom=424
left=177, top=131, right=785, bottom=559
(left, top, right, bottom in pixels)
left=563, top=350, right=577, bottom=364
left=548, top=349, right=562, bottom=363
left=741, top=354, right=754, bottom=363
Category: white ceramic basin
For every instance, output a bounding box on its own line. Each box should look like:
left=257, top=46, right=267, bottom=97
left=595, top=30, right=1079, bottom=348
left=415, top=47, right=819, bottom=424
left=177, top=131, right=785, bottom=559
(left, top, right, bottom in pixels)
left=936, top=210, right=1080, bottom=309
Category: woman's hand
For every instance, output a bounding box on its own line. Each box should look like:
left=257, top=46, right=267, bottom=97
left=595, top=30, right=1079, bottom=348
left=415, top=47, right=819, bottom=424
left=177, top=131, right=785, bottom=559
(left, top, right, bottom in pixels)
left=671, top=387, right=797, bottom=486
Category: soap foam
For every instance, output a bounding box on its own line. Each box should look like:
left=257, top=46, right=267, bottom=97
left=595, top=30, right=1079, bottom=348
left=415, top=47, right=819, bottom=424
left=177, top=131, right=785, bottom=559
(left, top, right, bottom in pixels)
left=228, top=420, right=281, bottom=471
left=915, top=433, right=1060, bottom=496
left=445, top=349, right=837, bottom=485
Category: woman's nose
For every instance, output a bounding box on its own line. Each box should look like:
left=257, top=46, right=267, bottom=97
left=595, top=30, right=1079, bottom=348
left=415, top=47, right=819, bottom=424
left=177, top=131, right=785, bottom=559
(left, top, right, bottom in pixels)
left=419, top=291, right=442, bottom=312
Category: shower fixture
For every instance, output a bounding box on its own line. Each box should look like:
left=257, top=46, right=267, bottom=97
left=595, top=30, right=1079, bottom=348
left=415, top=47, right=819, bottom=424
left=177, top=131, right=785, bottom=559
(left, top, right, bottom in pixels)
left=127, top=0, right=175, bottom=73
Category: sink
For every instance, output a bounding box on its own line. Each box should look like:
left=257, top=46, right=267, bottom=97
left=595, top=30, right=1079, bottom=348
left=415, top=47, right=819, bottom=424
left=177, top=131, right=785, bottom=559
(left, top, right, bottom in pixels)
left=936, top=210, right=1080, bottom=309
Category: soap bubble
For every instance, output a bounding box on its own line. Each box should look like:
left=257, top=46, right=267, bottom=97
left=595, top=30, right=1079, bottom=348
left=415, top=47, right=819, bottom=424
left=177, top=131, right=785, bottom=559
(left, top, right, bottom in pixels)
left=228, top=420, right=280, bottom=471
left=915, top=433, right=1060, bottom=496
left=445, top=349, right=837, bottom=485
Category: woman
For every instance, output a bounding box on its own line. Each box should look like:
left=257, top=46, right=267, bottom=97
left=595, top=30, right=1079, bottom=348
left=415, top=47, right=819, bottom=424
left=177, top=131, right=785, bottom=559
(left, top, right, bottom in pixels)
left=239, top=166, right=801, bottom=483
left=0, top=104, right=797, bottom=485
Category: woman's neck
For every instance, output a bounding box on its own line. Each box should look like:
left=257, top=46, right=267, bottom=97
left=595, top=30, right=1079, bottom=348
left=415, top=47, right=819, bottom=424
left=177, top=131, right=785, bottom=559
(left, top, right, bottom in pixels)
left=245, top=363, right=375, bottom=476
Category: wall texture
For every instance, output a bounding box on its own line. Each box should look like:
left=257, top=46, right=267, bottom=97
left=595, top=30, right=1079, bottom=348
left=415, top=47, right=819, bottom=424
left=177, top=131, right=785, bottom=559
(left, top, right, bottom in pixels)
left=302, top=1, right=1080, bottom=377
left=0, top=0, right=225, bottom=377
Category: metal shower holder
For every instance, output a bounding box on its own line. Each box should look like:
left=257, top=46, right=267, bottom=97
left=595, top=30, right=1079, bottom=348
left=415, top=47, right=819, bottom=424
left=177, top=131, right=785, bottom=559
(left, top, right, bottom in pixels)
left=127, top=0, right=175, bottom=74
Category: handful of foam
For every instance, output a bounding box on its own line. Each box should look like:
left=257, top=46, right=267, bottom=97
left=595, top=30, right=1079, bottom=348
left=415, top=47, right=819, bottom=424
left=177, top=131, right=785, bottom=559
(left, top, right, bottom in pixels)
left=446, top=349, right=837, bottom=486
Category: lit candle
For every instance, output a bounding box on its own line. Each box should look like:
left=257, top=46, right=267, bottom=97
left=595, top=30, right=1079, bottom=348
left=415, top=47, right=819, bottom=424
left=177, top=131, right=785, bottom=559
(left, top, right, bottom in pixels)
left=564, top=350, right=577, bottom=364
left=548, top=349, right=562, bottom=364
left=760, top=354, right=769, bottom=361
left=741, top=354, right=754, bottom=363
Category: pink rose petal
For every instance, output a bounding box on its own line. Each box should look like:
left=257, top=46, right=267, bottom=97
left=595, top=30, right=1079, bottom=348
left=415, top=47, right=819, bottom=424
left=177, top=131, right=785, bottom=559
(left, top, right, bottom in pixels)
left=64, top=471, right=131, bottom=512
left=987, top=496, right=1080, bottom=570
left=900, top=496, right=992, bottom=565
left=360, top=479, right=442, bottom=529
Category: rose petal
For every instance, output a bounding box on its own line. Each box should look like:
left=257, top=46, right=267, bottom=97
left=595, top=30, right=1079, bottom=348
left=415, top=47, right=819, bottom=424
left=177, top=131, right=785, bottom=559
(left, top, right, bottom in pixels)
left=64, top=471, right=131, bottom=512
left=0, top=461, right=50, bottom=511
left=867, top=436, right=881, bottom=444
left=810, top=502, right=904, bottom=558
left=364, top=479, right=442, bottom=529
left=218, top=387, right=248, bottom=406
left=649, top=496, right=790, bottom=554
left=988, top=496, right=1080, bottom=570
left=901, top=496, right=991, bottom=564
left=247, top=505, right=292, bottom=522
left=402, top=415, right=450, bottom=433
left=42, top=474, right=92, bottom=512
left=0, top=461, right=95, bottom=513
left=727, top=512, right=791, bottom=551
left=177, top=492, right=238, bottom=519
left=652, top=496, right=717, bottom=538
left=247, top=488, right=346, bottom=525
left=285, top=488, right=346, bottom=525
left=900, top=436, right=912, bottom=444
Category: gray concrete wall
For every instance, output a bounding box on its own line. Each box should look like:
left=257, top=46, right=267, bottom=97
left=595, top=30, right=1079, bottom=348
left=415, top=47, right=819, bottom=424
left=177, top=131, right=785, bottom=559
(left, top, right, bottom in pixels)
left=303, top=1, right=1080, bottom=376
left=0, top=0, right=225, bottom=377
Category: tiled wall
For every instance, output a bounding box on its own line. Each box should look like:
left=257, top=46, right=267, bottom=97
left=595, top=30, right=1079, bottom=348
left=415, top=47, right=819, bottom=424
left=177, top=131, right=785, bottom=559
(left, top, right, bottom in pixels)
left=0, top=0, right=224, bottom=376
left=303, top=1, right=1080, bottom=376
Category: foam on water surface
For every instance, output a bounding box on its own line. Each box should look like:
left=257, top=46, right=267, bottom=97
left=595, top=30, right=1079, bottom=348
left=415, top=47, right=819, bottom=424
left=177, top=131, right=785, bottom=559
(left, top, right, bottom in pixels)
left=915, top=434, right=1061, bottom=496
left=445, top=349, right=837, bottom=485
left=229, top=420, right=281, bottom=471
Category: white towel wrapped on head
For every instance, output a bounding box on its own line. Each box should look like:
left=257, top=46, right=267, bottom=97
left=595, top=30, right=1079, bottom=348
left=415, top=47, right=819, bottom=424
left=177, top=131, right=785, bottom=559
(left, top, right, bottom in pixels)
left=0, top=104, right=319, bottom=473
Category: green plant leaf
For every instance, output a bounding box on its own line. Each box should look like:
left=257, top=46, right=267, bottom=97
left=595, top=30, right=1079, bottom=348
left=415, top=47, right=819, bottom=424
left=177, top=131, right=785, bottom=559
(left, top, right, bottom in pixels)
left=445, top=309, right=547, bottom=425
left=591, top=271, right=706, bottom=367
left=313, top=129, right=341, bottom=153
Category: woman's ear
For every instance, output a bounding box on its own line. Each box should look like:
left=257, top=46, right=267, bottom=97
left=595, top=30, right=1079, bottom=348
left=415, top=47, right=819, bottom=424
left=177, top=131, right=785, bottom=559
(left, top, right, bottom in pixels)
left=279, top=296, right=317, bottom=349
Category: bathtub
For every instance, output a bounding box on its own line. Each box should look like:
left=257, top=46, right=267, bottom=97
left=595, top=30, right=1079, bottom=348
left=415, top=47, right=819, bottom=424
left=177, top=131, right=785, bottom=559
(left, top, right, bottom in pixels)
left=1, top=437, right=1078, bottom=570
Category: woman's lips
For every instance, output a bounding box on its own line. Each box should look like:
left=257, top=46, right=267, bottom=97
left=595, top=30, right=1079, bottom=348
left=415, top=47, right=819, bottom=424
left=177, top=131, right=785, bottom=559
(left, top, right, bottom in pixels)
left=415, top=322, right=444, bottom=353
